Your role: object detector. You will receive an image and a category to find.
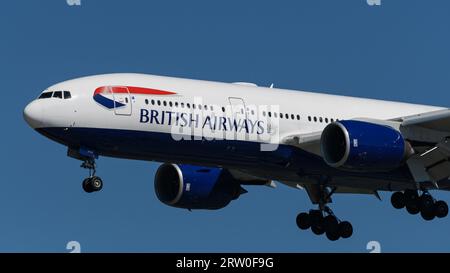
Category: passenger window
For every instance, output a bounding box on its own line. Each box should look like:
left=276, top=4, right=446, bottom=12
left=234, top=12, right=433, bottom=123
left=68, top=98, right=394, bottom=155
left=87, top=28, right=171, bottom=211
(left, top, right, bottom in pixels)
left=319, top=117, right=323, bottom=123
left=296, top=115, right=300, bottom=120
left=145, top=99, right=149, bottom=105
left=157, top=100, right=161, bottom=106
left=175, top=102, right=179, bottom=107
left=169, top=101, right=173, bottom=107
left=187, top=103, right=191, bottom=109
left=163, top=101, right=167, bottom=106
left=53, top=91, right=63, bottom=99
left=308, top=116, right=312, bottom=122
left=222, top=107, right=225, bottom=112
left=268, top=112, right=272, bottom=117
left=279, top=113, right=283, bottom=119
left=64, top=91, right=71, bottom=99
left=313, top=117, right=317, bottom=122
left=181, top=103, right=185, bottom=108
left=39, top=92, right=53, bottom=99
left=325, top=118, right=329, bottom=123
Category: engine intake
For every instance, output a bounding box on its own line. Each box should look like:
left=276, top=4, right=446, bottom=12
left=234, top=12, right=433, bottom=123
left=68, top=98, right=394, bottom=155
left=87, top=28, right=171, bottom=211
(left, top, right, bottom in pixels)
left=321, top=120, right=412, bottom=171
left=154, top=163, right=245, bottom=210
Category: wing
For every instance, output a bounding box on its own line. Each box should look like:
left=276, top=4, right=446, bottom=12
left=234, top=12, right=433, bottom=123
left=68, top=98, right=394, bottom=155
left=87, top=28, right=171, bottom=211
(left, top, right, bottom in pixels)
left=281, top=130, right=322, bottom=156
left=280, top=109, right=450, bottom=187
left=395, top=109, right=450, bottom=185
left=398, top=108, right=450, bottom=133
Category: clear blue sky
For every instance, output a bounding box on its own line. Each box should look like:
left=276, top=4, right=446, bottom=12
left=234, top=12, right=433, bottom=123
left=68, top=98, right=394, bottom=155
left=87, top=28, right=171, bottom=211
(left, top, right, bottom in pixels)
left=1, top=0, right=450, bottom=252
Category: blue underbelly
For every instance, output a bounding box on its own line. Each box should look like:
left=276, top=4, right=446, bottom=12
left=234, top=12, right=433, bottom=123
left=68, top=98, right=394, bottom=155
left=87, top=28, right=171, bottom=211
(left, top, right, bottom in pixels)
left=36, top=127, right=414, bottom=183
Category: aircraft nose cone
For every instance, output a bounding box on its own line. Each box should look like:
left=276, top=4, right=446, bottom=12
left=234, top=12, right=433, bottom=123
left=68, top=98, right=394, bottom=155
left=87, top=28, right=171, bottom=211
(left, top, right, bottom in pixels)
left=23, top=102, right=43, bottom=128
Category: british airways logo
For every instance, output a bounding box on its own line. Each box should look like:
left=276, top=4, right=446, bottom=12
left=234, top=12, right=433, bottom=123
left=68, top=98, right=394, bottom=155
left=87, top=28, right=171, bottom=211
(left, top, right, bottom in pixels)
left=93, top=86, right=176, bottom=109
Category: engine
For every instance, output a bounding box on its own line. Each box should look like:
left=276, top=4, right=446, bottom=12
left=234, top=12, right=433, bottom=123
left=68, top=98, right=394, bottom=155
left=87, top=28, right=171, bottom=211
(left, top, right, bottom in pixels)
left=154, top=164, right=246, bottom=210
left=320, top=120, right=412, bottom=171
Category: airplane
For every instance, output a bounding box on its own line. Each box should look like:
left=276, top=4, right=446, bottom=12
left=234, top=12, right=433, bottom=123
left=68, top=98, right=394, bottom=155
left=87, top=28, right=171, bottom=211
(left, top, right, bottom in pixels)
left=23, top=73, right=450, bottom=241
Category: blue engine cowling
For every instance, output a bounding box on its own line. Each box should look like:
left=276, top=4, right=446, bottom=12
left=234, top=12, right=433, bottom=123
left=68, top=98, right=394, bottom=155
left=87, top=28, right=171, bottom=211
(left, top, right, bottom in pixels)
left=154, top=164, right=246, bottom=210
left=320, top=120, right=411, bottom=171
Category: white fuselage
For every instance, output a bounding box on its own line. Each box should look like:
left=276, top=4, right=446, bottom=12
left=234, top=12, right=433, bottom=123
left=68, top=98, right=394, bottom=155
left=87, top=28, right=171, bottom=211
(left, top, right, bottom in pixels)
left=24, top=73, right=443, bottom=138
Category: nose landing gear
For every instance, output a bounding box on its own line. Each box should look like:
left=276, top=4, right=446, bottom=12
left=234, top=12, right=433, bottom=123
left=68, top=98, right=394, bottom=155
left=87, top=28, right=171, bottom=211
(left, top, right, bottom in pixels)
left=81, top=158, right=103, bottom=193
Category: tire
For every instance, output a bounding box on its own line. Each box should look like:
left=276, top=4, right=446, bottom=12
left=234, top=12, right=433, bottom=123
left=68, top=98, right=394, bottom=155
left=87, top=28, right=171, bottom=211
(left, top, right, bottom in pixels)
left=406, top=203, right=420, bottom=215
left=404, top=190, right=419, bottom=207
left=339, top=221, right=353, bottom=239
left=323, top=215, right=339, bottom=233
left=419, top=194, right=434, bottom=212
left=90, top=176, right=103, bottom=192
left=420, top=210, right=435, bottom=221
left=309, top=210, right=323, bottom=226
left=82, top=178, right=93, bottom=193
left=391, top=192, right=405, bottom=209
left=296, top=213, right=311, bottom=230
left=326, top=230, right=340, bottom=241
left=311, top=224, right=325, bottom=235
left=435, top=201, right=449, bottom=218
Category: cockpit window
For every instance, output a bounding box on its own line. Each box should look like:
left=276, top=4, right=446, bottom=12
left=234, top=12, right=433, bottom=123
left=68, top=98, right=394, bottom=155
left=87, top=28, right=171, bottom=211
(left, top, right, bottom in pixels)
left=38, top=92, right=53, bottom=99
left=64, top=91, right=71, bottom=99
left=53, top=91, right=63, bottom=99
left=38, top=90, right=71, bottom=100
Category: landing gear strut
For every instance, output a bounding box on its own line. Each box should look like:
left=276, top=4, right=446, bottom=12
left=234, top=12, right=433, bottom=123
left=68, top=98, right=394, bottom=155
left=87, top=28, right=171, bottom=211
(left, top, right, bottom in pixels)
left=81, top=158, right=103, bottom=193
left=391, top=189, right=448, bottom=220
left=296, top=186, right=353, bottom=241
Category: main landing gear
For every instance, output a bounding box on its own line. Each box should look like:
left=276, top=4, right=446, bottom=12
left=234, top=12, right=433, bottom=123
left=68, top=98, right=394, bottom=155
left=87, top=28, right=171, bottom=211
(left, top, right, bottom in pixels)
left=296, top=186, right=353, bottom=241
left=391, top=190, right=448, bottom=221
left=296, top=207, right=353, bottom=241
left=81, top=158, right=103, bottom=193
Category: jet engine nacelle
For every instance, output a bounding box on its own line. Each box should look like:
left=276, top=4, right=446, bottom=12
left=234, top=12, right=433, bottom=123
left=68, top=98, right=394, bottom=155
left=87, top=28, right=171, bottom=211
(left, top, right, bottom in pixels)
left=320, top=120, right=412, bottom=171
left=154, top=164, right=246, bottom=210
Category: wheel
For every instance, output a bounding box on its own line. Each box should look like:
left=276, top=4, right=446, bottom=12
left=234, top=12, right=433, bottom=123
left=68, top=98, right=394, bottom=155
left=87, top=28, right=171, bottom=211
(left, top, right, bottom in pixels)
left=404, top=189, right=419, bottom=207
left=419, top=194, right=434, bottom=212
left=323, top=215, right=339, bottom=234
left=326, top=229, right=340, bottom=241
left=90, top=176, right=103, bottom=192
left=309, top=210, right=323, bottom=225
left=406, top=203, right=420, bottom=215
left=391, top=192, right=405, bottom=209
left=311, top=224, right=325, bottom=235
left=324, top=215, right=340, bottom=241
left=296, top=213, right=311, bottom=230
left=420, top=210, right=435, bottom=221
left=338, top=221, right=353, bottom=239
left=309, top=210, right=325, bottom=235
left=82, top=178, right=94, bottom=193
left=434, top=201, right=449, bottom=218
